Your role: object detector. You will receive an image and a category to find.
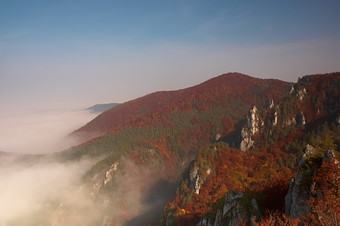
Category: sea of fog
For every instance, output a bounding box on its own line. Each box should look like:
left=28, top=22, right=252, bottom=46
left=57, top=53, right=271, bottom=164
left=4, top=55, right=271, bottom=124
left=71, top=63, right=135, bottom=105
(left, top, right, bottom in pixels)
left=0, top=108, right=97, bottom=154
left=0, top=107, right=102, bottom=225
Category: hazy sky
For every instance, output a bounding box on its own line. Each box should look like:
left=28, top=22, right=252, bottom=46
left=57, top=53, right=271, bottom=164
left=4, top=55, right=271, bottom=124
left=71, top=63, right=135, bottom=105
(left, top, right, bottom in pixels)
left=1, top=0, right=340, bottom=110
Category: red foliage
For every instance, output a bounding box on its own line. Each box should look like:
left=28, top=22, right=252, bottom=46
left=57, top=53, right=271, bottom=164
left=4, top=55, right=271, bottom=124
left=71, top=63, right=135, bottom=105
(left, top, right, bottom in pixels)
left=71, top=73, right=291, bottom=142
left=304, top=157, right=340, bottom=225
left=165, top=146, right=296, bottom=225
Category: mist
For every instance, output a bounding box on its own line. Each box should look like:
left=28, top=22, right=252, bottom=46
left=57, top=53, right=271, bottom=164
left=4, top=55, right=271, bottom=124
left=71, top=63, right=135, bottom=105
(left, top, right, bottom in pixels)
left=0, top=107, right=109, bottom=225
left=0, top=107, right=97, bottom=154
left=0, top=154, right=108, bottom=226
left=0, top=106, right=177, bottom=225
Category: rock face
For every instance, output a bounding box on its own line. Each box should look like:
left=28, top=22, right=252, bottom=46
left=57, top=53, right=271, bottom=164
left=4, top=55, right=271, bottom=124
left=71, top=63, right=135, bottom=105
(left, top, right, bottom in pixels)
left=272, top=111, right=278, bottom=126
left=285, top=144, right=316, bottom=218
left=104, top=162, right=119, bottom=185
left=240, top=106, right=260, bottom=151
left=247, top=106, right=259, bottom=136
left=240, top=128, right=254, bottom=151
left=296, top=88, right=307, bottom=101
left=221, top=191, right=244, bottom=225
left=189, top=164, right=201, bottom=194
left=196, top=191, right=261, bottom=226
left=285, top=145, right=337, bottom=218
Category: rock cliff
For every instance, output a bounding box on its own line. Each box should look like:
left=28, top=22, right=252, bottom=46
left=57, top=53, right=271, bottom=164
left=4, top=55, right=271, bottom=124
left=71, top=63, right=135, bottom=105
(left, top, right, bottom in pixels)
left=189, top=164, right=201, bottom=195
left=285, top=145, right=337, bottom=218
left=240, top=106, right=260, bottom=151
left=197, top=191, right=261, bottom=226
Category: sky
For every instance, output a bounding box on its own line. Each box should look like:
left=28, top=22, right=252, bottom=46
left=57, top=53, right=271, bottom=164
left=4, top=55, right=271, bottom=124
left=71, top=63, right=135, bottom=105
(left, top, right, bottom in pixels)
left=1, top=0, right=340, bottom=110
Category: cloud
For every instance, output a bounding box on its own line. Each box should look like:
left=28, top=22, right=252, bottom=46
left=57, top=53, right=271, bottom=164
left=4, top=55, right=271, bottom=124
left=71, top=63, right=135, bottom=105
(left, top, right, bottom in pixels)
left=0, top=108, right=97, bottom=154
left=0, top=155, right=103, bottom=225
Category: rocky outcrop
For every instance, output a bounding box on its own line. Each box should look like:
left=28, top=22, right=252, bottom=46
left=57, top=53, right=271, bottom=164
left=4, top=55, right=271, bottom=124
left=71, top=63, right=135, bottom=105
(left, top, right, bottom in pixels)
left=104, top=162, right=119, bottom=185
left=215, top=134, right=221, bottom=141
left=272, top=111, right=278, bottom=126
left=221, top=191, right=244, bottom=225
left=196, top=191, right=261, bottom=226
left=285, top=144, right=316, bottom=218
left=189, top=164, right=201, bottom=194
left=247, top=106, right=259, bottom=136
left=250, top=198, right=261, bottom=225
left=240, top=128, right=254, bottom=151
left=285, top=145, right=337, bottom=218
left=240, top=106, right=261, bottom=151
left=197, top=217, right=214, bottom=226
left=296, top=88, right=307, bottom=101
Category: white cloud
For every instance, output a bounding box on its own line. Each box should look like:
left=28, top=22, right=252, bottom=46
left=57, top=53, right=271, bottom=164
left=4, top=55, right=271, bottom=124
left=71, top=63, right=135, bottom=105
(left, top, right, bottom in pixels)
left=0, top=156, right=101, bottom=225
left=0, top=108, right=97, bottom=154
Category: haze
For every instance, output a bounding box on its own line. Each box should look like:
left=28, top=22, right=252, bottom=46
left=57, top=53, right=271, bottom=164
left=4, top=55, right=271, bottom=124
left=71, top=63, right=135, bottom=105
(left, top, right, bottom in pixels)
left=1, top=0, right=340, bottom=112
left=0, top=1, right=340, bottom=224
left=0, top=108, right=97, bottom=154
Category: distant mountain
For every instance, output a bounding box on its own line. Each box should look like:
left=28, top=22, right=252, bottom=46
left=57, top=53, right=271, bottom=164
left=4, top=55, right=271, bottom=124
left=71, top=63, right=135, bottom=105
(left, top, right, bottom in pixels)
left=86, top=103, right=120, bottom=113
left=58, top=72, right=339, bottom=225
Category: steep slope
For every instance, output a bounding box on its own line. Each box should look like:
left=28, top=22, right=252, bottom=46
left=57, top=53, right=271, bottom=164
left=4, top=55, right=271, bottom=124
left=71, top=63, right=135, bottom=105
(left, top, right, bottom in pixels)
left=162, top=72, right=340, bottom=225
left=55, top=73, right=292, bottom=225
left=71, top=73, right=290, bottom=142
left=54, top=72, right=340, bottom=225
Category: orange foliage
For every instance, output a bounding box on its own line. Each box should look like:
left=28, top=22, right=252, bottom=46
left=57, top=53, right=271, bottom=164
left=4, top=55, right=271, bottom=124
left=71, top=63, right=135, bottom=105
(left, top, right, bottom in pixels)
left=71, top=73, right=291, bottom=142
left=144, top=137, right=172, bottom=161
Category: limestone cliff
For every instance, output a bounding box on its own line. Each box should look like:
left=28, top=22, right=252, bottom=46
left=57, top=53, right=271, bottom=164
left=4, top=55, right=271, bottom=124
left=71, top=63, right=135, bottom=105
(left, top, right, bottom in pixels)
left=285, top=145, right=337, bottom=218
left=240, top=106, right=260, bottom=151
left=197, top=191, right=261, bottom=226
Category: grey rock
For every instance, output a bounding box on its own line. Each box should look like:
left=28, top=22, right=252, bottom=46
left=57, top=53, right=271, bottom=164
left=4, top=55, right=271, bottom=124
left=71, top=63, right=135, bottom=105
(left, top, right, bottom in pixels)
left=272, top=111, right=278, bottom=126
left=285, top=147, right=336, bottom=218
left=221, top=191, right=244, bottom=226
left=189, top=165, right=201, bottom=194
left=323, top=150, right=335, bottom=162
left=247, top=106, right=259, bottom=136
left=240, top=128, right=254, bottom=151
left=240, top=106, right=260, bottom=151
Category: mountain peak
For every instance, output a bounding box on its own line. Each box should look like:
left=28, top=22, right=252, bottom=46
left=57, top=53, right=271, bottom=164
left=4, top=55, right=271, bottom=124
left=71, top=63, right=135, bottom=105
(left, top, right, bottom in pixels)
left=70, top=72, right=290, bottom=143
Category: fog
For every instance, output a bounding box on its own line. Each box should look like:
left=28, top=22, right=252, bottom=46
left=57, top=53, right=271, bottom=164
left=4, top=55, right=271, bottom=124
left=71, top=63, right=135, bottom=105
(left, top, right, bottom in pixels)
left=0, top=107, right=177, bottom=226
left=0, top=108, right=97, bottom=154
left=0, top=107, right=107, bottom=225
left=0, top=156, right=104, bottom=225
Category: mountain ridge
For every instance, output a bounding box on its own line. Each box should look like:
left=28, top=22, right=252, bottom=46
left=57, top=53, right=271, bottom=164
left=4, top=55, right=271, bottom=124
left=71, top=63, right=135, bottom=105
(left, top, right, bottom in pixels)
left=3, top=72, right=338, bottom=226
left=70, top=72, right=291, bottom=144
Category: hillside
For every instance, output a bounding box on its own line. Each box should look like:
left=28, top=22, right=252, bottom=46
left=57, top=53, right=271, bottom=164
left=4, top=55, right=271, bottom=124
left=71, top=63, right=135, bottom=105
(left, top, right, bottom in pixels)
left=71, top=73, right=290, bottom=142
left=86, top=103, right=120, bottom=114
left=56, top=72, right=339, bottom=225
left=163, top=73, right=340, bottom=225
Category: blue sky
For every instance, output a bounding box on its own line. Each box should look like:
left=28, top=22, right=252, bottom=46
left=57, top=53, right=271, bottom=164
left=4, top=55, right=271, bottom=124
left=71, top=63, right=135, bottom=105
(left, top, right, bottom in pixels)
left=1, top=0, right=340, bottom=110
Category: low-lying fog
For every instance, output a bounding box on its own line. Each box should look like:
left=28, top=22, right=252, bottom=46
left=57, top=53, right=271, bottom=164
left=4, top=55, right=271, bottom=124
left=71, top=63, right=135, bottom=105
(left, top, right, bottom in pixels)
left=0, top=156, right=102, bottom=225
left=0, top=108, right=97, bottom=154
left=0, top=107, right=103, bottom=225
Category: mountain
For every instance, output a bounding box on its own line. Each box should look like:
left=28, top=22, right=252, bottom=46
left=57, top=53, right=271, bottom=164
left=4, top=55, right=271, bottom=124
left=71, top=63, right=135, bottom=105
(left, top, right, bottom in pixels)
left=71, top=73, right=290, bottom=142
left=163, top=73, right=340, bottom=225
left=86, top=103, right=120, bottom=113
left=55, top=72, right=339, bottom=225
